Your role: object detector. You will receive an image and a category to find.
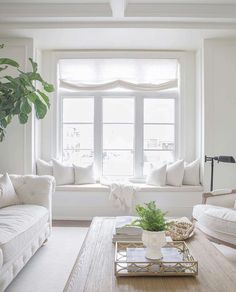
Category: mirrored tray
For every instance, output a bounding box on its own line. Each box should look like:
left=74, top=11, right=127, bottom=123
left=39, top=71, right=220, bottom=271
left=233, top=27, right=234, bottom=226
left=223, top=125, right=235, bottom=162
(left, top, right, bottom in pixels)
left=114, top=241, right=198, bottom=277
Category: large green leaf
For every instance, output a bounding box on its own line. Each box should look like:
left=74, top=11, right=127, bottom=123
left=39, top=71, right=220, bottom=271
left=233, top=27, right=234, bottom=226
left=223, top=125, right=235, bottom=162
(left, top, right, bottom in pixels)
left=27, top=92, right=38, bottom=103
left=0, top=58, right=19, bottom=68
left=34, top=98, right=47, bottom=119
left=12, top=101, right=21, bottom=115
left=43, top=82, right=54, bottom=93
left=37, top=90, right=50, bottom=107
left=18, top=112, right=28, bottom=124
left=20, top=99, right=32, bottom=114
left=29, top=58, right=38, bottom=73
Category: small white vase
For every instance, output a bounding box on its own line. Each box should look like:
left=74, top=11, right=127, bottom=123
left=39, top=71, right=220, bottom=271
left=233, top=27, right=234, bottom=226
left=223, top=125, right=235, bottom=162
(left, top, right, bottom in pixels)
left=142, top=230, right=166, bottom=260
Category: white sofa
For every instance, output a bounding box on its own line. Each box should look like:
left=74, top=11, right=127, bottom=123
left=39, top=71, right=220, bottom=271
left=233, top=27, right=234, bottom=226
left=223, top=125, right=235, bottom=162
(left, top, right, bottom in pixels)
left=193, top=189, right=236, bottom=247
left=0, top=175, right=55, bottom=292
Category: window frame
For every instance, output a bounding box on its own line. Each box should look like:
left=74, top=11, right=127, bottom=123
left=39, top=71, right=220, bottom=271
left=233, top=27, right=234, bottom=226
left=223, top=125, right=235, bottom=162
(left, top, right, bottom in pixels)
left=60, top=90, right=179, bottom=179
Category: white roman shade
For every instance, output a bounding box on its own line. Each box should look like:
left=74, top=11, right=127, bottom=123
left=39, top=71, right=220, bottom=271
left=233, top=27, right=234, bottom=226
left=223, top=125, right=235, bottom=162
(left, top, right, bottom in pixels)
left=59, top=58, right=178, bottom=92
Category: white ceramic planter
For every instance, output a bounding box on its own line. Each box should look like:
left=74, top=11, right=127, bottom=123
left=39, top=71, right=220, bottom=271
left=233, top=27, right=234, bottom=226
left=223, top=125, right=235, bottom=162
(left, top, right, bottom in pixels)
left=142, top=230, right=166, bottom=260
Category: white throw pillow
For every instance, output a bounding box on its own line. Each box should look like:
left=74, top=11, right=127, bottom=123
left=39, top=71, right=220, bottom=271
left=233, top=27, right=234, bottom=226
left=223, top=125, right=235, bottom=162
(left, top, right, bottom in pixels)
left=52, top=159, right=74, bottom=185
left=74, top=164, right=96, bottom=185
left=0, top=173, right=20, bottom=208
left=36, top=159, right=53, bottom=176
left=183, top=159, right=200, bottom=186
left=166, top=160, right=184, bottom=187
left=146, top=165, right=166, bottom=186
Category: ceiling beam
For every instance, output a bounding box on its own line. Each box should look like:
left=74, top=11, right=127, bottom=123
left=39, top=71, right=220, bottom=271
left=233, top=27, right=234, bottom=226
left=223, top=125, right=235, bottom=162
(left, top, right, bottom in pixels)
left=125, top=3, right=236, bottom=18
left=0, top=3, right=112, bottom=18
left=110, top=0, right=126, bottom=18
left=1, top=20, right=236, bottom=30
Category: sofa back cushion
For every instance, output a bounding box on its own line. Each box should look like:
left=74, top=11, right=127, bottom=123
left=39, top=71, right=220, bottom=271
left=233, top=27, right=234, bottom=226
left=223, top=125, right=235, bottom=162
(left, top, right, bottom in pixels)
left=0, top=173, right=20, bottom=208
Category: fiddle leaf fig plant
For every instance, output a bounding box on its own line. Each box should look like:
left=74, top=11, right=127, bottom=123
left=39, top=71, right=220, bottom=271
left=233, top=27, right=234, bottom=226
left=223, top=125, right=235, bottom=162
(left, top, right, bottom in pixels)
left=0, top=44, right=54, bottom=141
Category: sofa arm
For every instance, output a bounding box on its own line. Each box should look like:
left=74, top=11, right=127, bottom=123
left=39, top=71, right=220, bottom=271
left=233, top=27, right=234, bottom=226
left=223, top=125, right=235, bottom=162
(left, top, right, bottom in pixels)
left=202, top=188, right=236, bottom=208
left=10, top=174, right=55, bottom=211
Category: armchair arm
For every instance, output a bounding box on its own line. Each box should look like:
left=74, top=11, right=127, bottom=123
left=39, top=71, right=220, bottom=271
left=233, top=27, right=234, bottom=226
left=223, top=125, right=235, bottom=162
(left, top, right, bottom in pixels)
left=202, top=188, right=236, bottom=208
left=9, top=175, right=55, bottom=224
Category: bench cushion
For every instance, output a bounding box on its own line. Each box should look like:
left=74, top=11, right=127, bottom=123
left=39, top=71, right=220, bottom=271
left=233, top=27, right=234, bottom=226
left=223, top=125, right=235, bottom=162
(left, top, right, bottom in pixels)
left=0, top=204, right=48, bottom=264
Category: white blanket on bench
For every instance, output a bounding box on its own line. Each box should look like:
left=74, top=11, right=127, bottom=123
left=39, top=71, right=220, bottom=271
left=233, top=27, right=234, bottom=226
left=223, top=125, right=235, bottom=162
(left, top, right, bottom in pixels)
left=101, top=179, right=139, bottom=212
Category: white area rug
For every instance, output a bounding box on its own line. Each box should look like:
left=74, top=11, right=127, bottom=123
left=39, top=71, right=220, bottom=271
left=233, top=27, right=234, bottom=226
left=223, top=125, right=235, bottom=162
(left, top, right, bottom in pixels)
left=6, top=226, right=88, bottom=292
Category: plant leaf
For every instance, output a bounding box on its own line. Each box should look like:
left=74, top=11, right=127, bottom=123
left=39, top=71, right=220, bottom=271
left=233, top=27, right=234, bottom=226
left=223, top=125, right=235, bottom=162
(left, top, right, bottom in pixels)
left=0, top=65, right=8, bottom=72
left=20, top=99, right=32, bottom=114
left=0, top=118, right=8, bottom=128
left=0, top=58, right=19, bottom=68
left=12, top=101, right=21, bottom=115
left=27, top=92, right=38, bottom=103
left=37, top=90, right=50, bottom=107
left=18, top=112, right=28, bottom=124
left=0, top=111, right=6, bottom=119
left=43, top=82, right=54, bottom=93
left=0, top=128, right=5, bottom=142
left=34, top=98, right=47, bottom=119
left=29, top=58, right=37, bottom=73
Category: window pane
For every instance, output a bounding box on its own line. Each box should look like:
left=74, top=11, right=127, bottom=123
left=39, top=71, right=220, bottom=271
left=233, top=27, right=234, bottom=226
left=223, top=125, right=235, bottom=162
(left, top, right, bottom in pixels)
left=103, top=151, right=133, bottom=176
left=63, top=98, right=94, bottom=122
left=63, top=124, right=93, bottom=149
left=63, top=150, right=94, bottom=166
left=144, top=125, right=174, bottom=150
left=103, top=98, right=134, bottom=123
left=103, top=124, right=134, bottom=149
left=143, top=151, right=174, bottom=175
left=144, top=99, right=175, bottom=123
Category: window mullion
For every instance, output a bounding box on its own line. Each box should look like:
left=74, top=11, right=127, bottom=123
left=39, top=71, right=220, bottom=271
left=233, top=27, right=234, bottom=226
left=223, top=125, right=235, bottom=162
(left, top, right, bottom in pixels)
left=134, top=96, right=144, bottom=178
left=94, top=96, right=103, bottom=177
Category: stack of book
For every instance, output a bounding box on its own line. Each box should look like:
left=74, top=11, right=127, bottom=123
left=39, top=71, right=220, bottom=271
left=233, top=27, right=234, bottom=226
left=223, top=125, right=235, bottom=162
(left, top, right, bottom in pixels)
left=112, top=216, right=142, bottom=243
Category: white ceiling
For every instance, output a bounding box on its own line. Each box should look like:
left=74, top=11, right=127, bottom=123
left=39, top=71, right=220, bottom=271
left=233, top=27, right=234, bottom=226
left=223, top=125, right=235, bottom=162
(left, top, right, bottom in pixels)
left=0, top=0, right=236, bottom=51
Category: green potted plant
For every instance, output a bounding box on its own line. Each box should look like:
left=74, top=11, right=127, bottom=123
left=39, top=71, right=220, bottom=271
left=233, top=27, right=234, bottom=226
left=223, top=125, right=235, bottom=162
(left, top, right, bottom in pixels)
left=0, top=44, right=54, bottom=141
left=132, top=201, right=168, bottom=260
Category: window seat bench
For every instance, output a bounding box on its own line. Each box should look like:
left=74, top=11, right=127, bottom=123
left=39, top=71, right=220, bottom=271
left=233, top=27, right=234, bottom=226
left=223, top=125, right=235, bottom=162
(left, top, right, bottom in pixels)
left=55, top=183, right=203, bottom=192
left=53, top=183, right=203, bottom=220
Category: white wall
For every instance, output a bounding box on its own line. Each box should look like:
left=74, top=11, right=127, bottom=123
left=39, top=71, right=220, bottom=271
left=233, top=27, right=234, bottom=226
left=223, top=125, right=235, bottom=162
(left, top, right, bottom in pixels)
left=0, top=38, right=35, bottom=174
left=202, top=38, right=236, bottom=190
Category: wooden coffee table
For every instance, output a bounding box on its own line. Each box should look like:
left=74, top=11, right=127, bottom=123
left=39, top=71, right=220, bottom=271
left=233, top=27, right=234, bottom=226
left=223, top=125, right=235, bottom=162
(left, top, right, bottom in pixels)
left=64, top=217, right=236, bottom=292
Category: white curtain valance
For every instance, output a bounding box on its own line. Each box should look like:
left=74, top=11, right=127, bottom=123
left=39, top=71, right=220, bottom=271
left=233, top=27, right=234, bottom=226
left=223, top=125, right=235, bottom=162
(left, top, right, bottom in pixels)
left=60, top=78, right=178, bottom=92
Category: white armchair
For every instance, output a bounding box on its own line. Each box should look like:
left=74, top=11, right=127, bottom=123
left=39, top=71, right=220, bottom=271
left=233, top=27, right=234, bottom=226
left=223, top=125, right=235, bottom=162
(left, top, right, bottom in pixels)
left=193, top=189, right=236, bottom=247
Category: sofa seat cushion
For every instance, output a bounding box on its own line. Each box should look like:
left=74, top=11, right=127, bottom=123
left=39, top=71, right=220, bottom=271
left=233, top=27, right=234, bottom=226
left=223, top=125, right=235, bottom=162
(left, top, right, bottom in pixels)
left=193, top=204, right=236, bottom=237
left=0, top=204, right=48, bottom=264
